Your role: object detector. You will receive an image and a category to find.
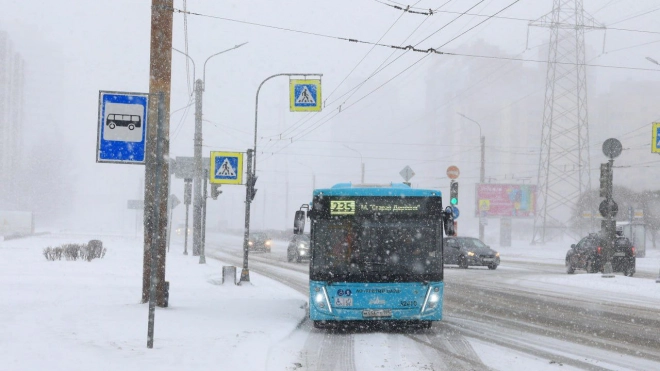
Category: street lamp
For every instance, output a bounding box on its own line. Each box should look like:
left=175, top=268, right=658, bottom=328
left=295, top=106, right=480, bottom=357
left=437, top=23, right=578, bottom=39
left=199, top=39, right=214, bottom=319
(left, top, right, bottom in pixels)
left=457, top=112, right=486, bottom=241
left=240, top=73, right=322, bottom=284
left=172, top=43, right=247, bottom=264
left=343, top=144, right=365, bottom=184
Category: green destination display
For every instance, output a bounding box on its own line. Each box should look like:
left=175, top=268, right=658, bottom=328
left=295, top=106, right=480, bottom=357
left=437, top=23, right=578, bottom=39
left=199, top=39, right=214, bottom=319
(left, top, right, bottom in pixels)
left=324, top=197, right=431, bottom=216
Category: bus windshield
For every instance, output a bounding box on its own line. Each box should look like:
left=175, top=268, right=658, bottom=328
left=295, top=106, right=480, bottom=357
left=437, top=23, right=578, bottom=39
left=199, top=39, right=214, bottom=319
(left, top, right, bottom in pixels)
left=310, top=218, right=442, bottom=283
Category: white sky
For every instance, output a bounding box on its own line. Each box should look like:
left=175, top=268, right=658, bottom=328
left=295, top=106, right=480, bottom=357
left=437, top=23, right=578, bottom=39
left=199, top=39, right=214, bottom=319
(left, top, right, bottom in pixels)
left=2, top=0, right=660, bottom=233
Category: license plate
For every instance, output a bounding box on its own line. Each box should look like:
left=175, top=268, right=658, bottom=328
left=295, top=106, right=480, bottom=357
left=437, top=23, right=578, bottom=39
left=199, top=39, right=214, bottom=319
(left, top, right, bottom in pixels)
left=363, top=309, right=392, bottom=318
left=335, top=297, right=353, bottom=307
left=613, top=252, right=625, bottom=257
left=482, top=258, right=494, bottom=262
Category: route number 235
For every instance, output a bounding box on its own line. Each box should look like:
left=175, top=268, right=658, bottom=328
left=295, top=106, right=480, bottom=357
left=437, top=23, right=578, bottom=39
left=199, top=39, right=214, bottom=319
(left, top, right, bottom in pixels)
left=330, top=201, right=356, bottom=215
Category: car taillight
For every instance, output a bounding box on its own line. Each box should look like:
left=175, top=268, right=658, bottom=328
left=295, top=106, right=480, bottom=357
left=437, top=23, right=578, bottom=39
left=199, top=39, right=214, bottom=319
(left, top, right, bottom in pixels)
left=631, top=246, right=636, bottom=256
left=597, top=246, right=602, bottom=254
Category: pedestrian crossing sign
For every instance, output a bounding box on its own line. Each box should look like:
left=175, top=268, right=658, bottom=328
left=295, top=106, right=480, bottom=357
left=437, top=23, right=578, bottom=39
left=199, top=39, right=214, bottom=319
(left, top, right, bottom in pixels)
left=210, top=151, right=243, bottom=185
left=290, top=79, right=322, bottom=112
left=653, top=122, right=660, bottom=153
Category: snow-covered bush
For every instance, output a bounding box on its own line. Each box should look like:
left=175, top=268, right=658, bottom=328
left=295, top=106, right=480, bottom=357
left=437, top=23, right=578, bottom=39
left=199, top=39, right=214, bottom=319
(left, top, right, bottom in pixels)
left=43, top=240, right=106, bottom=262
left=43, top=246, right=63, bottom=261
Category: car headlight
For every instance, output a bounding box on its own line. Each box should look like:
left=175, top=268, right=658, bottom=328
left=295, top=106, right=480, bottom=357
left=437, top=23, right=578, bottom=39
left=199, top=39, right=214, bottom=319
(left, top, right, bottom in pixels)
left=496, top=252, right=500, bottom=257
left=265, top=240, right=272, bottom=246
left=467, top=251, right=475, bottom=257
left=300, top=250, right=306, bottom=255
left=299, top=243, right=307, bottom=248
left=248, top=241, right=253, bottom=246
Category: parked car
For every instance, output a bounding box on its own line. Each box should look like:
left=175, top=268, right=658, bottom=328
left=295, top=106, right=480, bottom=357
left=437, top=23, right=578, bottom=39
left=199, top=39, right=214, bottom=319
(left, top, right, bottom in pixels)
left=566, top=233, right=635, bottom=276
left=248, top=232, right=272, bottom=252
left=443, top=236, right=500, bottom=269
left=287, top=234, right=310, bottom=263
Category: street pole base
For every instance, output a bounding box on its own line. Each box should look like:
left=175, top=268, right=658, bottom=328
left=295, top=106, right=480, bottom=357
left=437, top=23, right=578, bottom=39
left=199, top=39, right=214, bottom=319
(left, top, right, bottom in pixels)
left=183, top=251, right=188, bottom=255
left=238, top=268, right=251, bottom=285
left=656, top=269, right=660, bottom=283
left=199, top=256, right=206, bottom=264
left=601, top=262, right=615, bottom=278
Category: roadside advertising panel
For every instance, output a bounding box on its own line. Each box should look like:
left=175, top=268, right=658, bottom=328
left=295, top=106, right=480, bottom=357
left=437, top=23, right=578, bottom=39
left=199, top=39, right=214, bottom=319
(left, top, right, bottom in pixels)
left=475, top=184, right=536, bottom=218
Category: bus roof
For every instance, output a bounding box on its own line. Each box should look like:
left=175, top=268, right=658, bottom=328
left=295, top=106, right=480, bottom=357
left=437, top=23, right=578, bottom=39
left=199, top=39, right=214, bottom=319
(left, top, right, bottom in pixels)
left=313, top=182, right=442, bottom=197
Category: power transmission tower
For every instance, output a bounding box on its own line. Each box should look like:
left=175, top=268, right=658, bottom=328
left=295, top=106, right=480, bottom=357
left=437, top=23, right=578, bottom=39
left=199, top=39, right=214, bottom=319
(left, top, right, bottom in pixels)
left=530, top=0, right=605, bottom=244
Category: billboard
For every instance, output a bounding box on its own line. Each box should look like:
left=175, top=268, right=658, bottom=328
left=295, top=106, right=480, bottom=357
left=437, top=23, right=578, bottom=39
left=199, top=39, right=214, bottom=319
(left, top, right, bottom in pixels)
left=475, top=184, right=536, bottom=218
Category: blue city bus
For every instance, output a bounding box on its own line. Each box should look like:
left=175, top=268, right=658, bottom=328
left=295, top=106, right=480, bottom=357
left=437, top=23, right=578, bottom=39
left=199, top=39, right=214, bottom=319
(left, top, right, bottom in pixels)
left=293, top=182, right=455, bottom=329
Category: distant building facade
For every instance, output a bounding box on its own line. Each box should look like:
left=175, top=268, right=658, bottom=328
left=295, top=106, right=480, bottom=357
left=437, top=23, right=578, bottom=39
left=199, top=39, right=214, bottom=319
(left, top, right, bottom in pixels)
left=0, top=30, right=25, bottom=209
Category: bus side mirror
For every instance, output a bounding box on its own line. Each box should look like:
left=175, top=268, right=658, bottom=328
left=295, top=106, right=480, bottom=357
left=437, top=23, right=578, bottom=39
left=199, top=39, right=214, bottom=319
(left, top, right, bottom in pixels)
left=294, top=210, right=306, bottom=234
left=443, top=206, right=455, bottom=236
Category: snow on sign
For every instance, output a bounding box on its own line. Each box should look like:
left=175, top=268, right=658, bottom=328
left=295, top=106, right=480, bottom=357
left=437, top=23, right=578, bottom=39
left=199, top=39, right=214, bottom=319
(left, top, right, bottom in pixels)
left=209, top=151, right=243, bottom=185
left=399, top=166, right=415, bottom=182
left=96, top=90, right=149, bottom=164
left=290, top=79, right=322, bottom=112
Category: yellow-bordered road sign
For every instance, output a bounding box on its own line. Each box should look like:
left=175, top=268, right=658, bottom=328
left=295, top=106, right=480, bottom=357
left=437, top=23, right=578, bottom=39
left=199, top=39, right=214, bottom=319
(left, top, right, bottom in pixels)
left=290, top=79, right=322, bottom=112
left=210, top=151, right=243, bottom=185
left=479, top=199, right=490, bottom=211
left=653, top=122, right=660, bottom=153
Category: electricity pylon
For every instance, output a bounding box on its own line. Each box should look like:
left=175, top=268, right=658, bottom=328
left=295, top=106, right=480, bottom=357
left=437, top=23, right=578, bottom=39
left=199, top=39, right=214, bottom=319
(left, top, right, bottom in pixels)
left=530, top=0, right=605, bottom=244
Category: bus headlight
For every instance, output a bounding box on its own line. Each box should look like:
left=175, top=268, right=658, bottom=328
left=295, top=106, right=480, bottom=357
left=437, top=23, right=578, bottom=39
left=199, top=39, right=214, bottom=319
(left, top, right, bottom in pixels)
left=313, top=287, right=332, bottom=313
left=467, top=251, right=475, bottom=257
left=421, top=286, right=442, bottom=313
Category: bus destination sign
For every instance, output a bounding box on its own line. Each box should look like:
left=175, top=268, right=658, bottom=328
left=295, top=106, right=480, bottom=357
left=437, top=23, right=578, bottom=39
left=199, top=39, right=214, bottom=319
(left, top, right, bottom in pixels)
left=327, top=197, right=431, bottom=216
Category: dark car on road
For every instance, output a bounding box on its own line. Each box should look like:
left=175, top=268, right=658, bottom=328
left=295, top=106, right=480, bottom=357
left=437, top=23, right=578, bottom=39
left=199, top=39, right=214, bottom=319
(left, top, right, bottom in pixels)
left=443, top=236, right=500, bottom=269
left=566, top=233, right=635, bottom=276
left=248, top=232, right=272, bottom=252
left=287, top=234, right=310, bottom=263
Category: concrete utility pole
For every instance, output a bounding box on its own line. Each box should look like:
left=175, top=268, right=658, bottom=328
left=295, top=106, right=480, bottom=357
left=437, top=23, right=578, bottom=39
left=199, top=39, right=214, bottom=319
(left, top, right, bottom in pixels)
left=192, top=79, right=203, bottom=256
left=240, top=149, right=254, bottom=283
left=142, top=0, right=173, bottom=308
left=173, top=43, right=246, bottom=258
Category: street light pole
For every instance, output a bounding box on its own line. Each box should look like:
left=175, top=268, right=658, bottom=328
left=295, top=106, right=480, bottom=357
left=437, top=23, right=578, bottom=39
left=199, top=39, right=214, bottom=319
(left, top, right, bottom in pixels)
left=457, top=113, right=486, bottom=241
left=343, top=144, right=365, bottom=183
left=172, top=43, right=247, bottom=260
left=296, top=161, right=317, bottom=190
left=240, top=73, right=322, bottom=284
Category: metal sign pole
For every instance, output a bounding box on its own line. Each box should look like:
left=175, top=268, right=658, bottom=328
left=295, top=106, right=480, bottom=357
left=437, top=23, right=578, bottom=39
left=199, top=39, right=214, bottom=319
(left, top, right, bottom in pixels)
left=200, top=169, right=208, bottom=264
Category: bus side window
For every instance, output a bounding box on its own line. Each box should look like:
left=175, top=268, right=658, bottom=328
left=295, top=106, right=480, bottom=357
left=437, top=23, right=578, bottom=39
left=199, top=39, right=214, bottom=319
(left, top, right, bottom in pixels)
left=123, top=115, right=131, bottom=121
left=107, top=114, right=114, bottom=120
left=132, top=116, right=140, bottom=122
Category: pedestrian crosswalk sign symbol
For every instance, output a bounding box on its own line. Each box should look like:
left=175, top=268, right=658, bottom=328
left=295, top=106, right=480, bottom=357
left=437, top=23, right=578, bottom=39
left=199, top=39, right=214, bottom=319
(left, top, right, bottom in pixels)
left=653, top=122, right=660, bottom=153
left=290, top=79, right=322, bottom=112
left=210, top=151, right=243, bottom=185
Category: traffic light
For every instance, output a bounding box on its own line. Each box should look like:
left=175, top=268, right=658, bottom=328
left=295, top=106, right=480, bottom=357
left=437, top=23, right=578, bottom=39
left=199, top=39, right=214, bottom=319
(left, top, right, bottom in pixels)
left=450, top=181, right=458, bottom=205
left=248, top=175, right=258, bottom=202
left=211, top=184, right=222, bottom=200
left=599, top=162, right=612, bottom=199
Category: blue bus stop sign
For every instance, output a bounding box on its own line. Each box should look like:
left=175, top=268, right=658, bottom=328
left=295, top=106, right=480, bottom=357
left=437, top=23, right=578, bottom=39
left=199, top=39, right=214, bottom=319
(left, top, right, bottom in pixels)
left=451, top=206, right=460, bottom=219
left=96, top=90, right=149, bottom=164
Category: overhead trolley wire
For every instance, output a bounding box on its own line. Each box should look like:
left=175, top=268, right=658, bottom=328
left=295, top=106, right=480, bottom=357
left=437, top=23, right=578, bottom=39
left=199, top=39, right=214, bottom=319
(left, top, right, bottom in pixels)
left=266, top=0, right=454, bottom=150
